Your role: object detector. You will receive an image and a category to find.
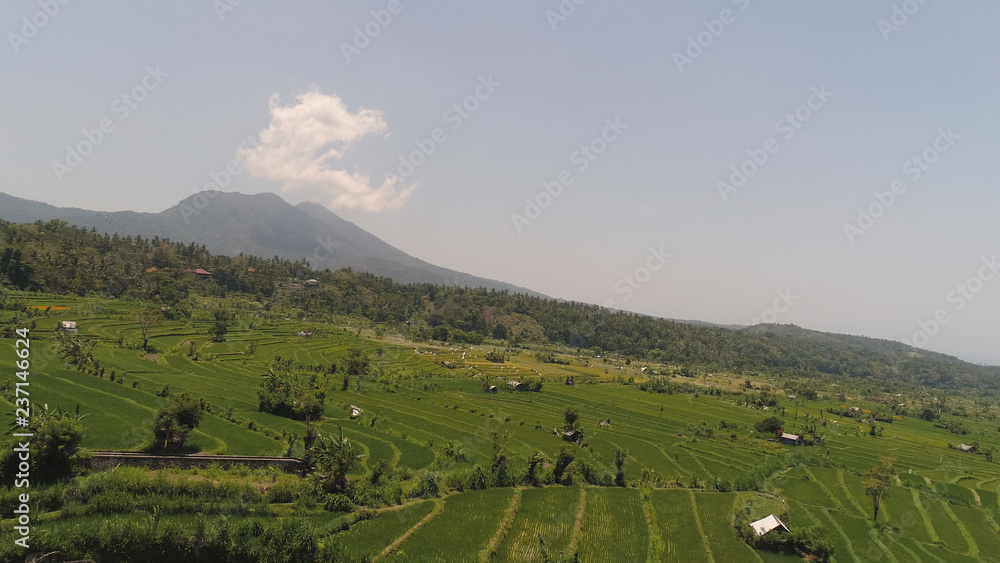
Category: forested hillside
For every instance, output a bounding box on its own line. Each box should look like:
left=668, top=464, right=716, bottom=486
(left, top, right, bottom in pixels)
left=2, top=219, right=998, bottom=392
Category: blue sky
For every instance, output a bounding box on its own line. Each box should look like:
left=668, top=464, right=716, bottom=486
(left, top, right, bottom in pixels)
left=3, top=1, right=999, bottom=364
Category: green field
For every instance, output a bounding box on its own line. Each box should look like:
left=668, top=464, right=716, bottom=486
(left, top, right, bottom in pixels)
left=385, top=489, right=514, bottom=562
left=4, top=292, right=1000, bottom=562
left=494, top=486, right=580, bottom=562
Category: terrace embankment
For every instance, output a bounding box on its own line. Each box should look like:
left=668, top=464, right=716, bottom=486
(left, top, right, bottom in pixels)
left=90, top=451, right=304, bottom=472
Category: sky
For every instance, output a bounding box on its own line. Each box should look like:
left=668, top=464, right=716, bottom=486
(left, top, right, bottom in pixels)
left=3, top=1, right=999, bottom=365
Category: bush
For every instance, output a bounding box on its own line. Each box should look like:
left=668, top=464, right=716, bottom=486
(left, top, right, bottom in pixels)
left=1, top=406, right=90, bottom=485
left=324, top=493, right=356, bottom=513
left=151, top=394, right=203, bottom=452
left=410, top=470, right=441, bottom=498
left=755, top=416, right=784, bottom=435
left=265, top=480, right=300, bottom=504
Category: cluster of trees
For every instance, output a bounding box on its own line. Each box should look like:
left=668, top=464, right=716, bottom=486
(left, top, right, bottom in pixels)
left=151, top=395, right=203, bottom=453
left=257, top=357, right=327, bottom=421
left=735, top=518, right=834, bottom=562
left=0, top=405, right=91, bottom=485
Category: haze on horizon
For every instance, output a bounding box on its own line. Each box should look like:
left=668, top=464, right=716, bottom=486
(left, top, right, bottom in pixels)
left=2, top=1, right=998, bottom=365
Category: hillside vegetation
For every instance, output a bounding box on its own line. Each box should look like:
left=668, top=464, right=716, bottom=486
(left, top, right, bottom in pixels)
left=3, top=220, right=1000, bottom=561
left=2, top=219, right=998, bottom=392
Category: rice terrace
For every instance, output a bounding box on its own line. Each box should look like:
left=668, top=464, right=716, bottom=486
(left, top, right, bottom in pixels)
left=3, top=3, right=1000, bottom=561
left=2, top=223, right=1000, bottom=561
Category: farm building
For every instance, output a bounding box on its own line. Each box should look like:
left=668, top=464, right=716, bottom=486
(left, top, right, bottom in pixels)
left=562, top=429, right=582, bottom=443
left=184, top=268, right=212, bottom=277
left=487, top=385, right=498, bottom=394
left=304, top=279, right=321, bottom=288
left=349, top=405, right=363, bottom=419
left=508, top=381, right=528, bottom=392
left=780, top=432, right=803, bottom=446
left=958, top=444, right=975, bottom=453
left=58, top=321, right=79, bottom=332
left=750, top=514, right=789, bottom=537
left=145, top=267, right=159, bottom=273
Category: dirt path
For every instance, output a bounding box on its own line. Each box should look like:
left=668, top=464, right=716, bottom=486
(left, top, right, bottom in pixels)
left=565, top=487, right=588, bottom=556
left=375, top=497, right=445, bottom=561
left=687, top=490, right=716, bottom=563
left=480, top=488, right=522, bottom=562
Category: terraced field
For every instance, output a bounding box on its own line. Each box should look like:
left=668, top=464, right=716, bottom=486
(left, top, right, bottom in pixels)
left=493, top=486, right=580, bottom=562
left=334, top=500, right=436, bottom=561
left=384, top=489, right=514, bottom=562
left=5, top=293, right=1000, bottom=561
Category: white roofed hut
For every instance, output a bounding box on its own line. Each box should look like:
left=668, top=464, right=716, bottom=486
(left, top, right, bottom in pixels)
left=750, top=514, right=790, bottom=537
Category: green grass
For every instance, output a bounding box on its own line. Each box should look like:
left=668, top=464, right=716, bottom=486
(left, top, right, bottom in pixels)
left=386, top=489, right=513, bottom=562
left=7, top=292, right=1000, bottom=560
left=693, top=492, right=760, bottom=562
left=951, top=504, right=1000, bottom=561
left=494, top=486, right=580, bottom=562
left=331, top=500, right=435, bottom=560
left=578, top=488, right=648, bottom=563
left=925, top=498, right=970, bottom=555
left=651, top=489, right=711, bottom=563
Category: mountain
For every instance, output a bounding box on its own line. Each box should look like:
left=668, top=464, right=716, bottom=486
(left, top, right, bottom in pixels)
left=0, top=191, right=543, bottom=296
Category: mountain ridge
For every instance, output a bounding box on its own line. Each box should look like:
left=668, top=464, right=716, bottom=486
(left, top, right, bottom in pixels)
left=0, top=191, right=543, bottom=296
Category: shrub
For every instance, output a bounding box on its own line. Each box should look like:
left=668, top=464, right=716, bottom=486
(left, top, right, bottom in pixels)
left=266, top=480, right=300, bottom=504
left=324, top=493, right=356, bottom=513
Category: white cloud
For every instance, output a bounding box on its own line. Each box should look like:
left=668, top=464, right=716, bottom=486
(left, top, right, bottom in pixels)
left=238, top=88, right=413, bottom=211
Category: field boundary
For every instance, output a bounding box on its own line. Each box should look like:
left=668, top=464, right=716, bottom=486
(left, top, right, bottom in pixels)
left=836, top=469, right=869, bottom=517
left=687, top=490, right=717, bottom=563
left=639, top=490, right=664, bottom=563
left=375, top=497, right=445, bottom=561
left=818, top=508, right=861, bottom=562
left=90, top=451, right=305, bottom=472
left=911, top=489, right=941, bottom=544
left=939, top=500, right=978, bottom=559
left=565, top=486, right=587, bottom=556
left=479, top=488, right=522, bottom=562
left=801, top=466, right=846, bottom=512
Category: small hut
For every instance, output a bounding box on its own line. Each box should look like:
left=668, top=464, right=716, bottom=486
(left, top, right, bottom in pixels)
left=750, top=514, right=790, bottom=537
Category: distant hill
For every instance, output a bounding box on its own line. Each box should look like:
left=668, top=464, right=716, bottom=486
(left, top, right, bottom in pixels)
left=2, top=217, right=999, bottom=391
left=0, top=191, right=542, bottom=296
